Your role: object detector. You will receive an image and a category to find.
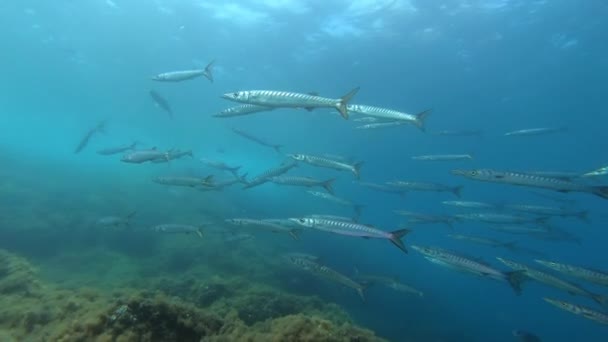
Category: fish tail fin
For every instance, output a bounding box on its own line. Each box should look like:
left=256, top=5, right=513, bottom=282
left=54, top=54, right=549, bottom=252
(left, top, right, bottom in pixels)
left=452, top=186, right=463, bottom=198
left=322, top=178, right=336, bottom=194
left=237, top=172, right=249, bottom=184
left=204, top=59, right=215, bottom=82
left=130, top=141, right=139, bottom=149
left=187, top=150, right=194, bottom=158
left=413, top=109, right=432, bottom=132
left=337, top=86, right=360, bottom=119
left=273, top=145, right=283, bottom=153
left=389, top=228, right=411, bottom=254
left=202, top=175, right=214, bottom=186
left=505, top=270, right=526, bottom=295
left=288, top=229, right=301, bottom=241
left=353, top=161, right=364, bottom=179
left=592, top=186, right=608, bottom=200
left=196, top=227, right=204, bottom=239
left=591, top=294, right=608, bottom=307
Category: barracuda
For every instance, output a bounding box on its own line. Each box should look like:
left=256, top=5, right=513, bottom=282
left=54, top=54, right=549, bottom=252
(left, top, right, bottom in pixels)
left=543, top=298, right=608, bottom=325
left=347, top=105, right=431, bottom=131
left=289, top=154, right=364, bottom=179
left=535, top=260, right=608, bottom=287
left=289, top=217, right=410, bottom=253
left=152, top=60, right=215, bottom=82
left=222, top=87, right=360, bottom=119
left=212, top=104, right=274, bottom=118
left=452, top=169, right=608, bottom=200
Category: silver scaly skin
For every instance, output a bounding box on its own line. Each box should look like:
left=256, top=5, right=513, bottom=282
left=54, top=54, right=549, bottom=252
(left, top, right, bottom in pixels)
left=535, top=260, right=608, bottom=287
left=347, top=105, right=431, bottom=131
left=222, top=87, right=360, bottom=119
left=289, top=154, right=364, bottom=179
left=243, top=162, right=297, bottom=189
left=354, top=121, right=408, bottom=130
left=152, top=60, right=215, bottom=82
left=289, top=217, right=410, bottom=253
left=543, top=298, right=608, bottom=325
left=451, top=169, right=608, bottom=200
left=497, top=257, right=608, bottom=307
left=212, top=104, right=274, bottom=118
left=412, top=154, right=473, bottom=161
left=386, top=181, right=463, bottom=198
left=285, top=255, right=366, bottom=301
left=153, top=224, right=204, bottom=238
left=153, top=175, right=214, bottom=188
left=411, top=245, right=524, bottom=295
left=225, top=218, right=300, bottom=240
left=269, top=176, right=335, bottom=194
left=441, top=200, right=497, bottom=209
left=505, top=204, right=588, bottom=222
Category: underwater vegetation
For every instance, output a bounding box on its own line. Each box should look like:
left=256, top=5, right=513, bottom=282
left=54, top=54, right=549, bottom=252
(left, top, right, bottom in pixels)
left=0, top=249, right=384, bottom=341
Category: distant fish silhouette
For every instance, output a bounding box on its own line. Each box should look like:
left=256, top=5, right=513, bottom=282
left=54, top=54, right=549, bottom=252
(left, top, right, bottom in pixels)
left=149, top=90, right=173, bottom=118
left=74, top=120, right=106, bottom=154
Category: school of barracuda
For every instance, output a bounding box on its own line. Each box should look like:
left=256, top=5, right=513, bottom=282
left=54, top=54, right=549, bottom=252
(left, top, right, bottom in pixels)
left=76, top=59, right=608, bottom=329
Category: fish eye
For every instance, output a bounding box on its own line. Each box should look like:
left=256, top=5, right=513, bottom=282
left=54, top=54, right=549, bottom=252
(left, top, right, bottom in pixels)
left=470, top=171, right=478, bottom=176
left=299, top=218, right=306, bottom=223
left=233, top=92, right=239, bottom=97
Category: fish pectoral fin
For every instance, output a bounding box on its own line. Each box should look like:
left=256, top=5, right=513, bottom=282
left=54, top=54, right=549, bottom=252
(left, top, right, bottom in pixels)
left=361, top=236, right=371, bottom=240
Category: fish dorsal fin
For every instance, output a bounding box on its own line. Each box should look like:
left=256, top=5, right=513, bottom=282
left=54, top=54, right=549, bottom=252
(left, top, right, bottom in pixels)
left=308, top=91, right=319, bottom=96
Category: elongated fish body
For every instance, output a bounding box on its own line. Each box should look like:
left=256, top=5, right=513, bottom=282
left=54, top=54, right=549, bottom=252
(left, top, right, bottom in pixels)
left=497, top=258, right=606, bottom=305
left=526, top=171, right=581, bottom=181
left=74, top=121, right=106, bottom=154
left=153, top=224, right=203, bottom=238
left=285, top=255, right=366, bottom=301
left=355, top=121, right=408, bottom=130
left=544, top=298, right=608, bottom=325
left=222, top=87, right=360, bottom=119
left=153, top=175, right=214, bottom=188
left=354, top=181, right=407, bottom=197
left=97, top=142, right=137, bottom=156
left=505, top=204, right=588, bottom=222
left=121, top=149, right=168, bottom=163
left=289, top=217, right=410, bottom=253
left=149, top=90, right=173, bottom=117
left=199, top=177, right=246, bottom=192
left=448, top=234, right=516, bottom=249
left=347, top=105, right=431, bottom=131
left=535, top=260, right=608, bottom=287
left=355, top=274, right=423, bottom=297
left=411, top=246, right=524, bottom=295
left=442, top=200, right=497, bottom=210
left=151, top=149, right=193, bottom=163
left=199, top=158, right=241, bottom=175
left=289, top=154, right=363, bottom=179
left=504, top=127, right=566, bottom=136
left=270, top=176, right=335, bottom=194
left=231, top=127, right=282, bottom=153
left=96, top=212, right=136, bottom=227
left=305, top=214, right=355, bottom=222
left=305, top=191, right=364, bottom=218
left=225, top=218, right=300, bottom=240
left=583, top=165, right=608, bottom=177
left=243, top=162, right=297, bottom=189
left=512, top=330, right=542, bottom=342
left=393, top=210, right=456, bottom=228
left=152, top=60, right=215, bottom=82
left=451, top=169, right=608, bottom=200
left=455, top=213, right=548, bottom=225
left=353, top=117, right=380, bottom=123
left=386, top=181, right=462, bottom=198
left=213, top=105, right=274, bottom=118
left=412, top=154, right=473, bottom=162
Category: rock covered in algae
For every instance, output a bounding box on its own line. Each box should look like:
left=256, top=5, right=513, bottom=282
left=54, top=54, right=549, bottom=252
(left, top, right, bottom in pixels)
left=203, top=313, right=386, bottom=342
left=0, top=249, right=41, bottom=296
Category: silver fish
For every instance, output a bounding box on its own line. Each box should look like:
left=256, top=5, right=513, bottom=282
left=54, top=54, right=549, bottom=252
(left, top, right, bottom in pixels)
left=411, top=154, right=473, bottom=162
left=454, top=213, right=549, bottom=225
left=306, top=191, right=364, bottom=218
left=433, top=129, right=483, bottom=137
left=152, top=60, right=215, bottom=82
left=289, top=154, right=363, bottom=179
left=153, top=175, right=214, bottom=188
left=232, top=127, right=282, bottom=153
left=535, top=260, right=608, bottom=287
left=347, top=105, right=431, bottom=131
left=411, top=245, right=524, bottom=295
left=354, top=273, right=423, bottom=297
left=224, top=218, right=301, bottom=240
left=222, top=88, right=360, bottom=119
left=441, top=200, right=497, bottom=210
left=386, top=181, right=462, bottom=197
left=543, top=298, right=608, bottom=325
left=354, top=121, right=408, bottom=130
left=149, top=90, right=173, bottom=118
left=285, top=254, right=366, bottom=301
left=393, top=210, right=457, bottom=229
left=288, top=217, right=410, bottom=253
left=74, top=121, right=106, bottom=154
left=121, top=149, right=169, bottom=164
left=151, top=149, right=193, bottom=163
left=199, top=158, right=241, bottom=176
left=96, top=211, right=137, bottom=227
left=354, top=181, right=407, bottom=197
left=153, top=224, right=204, bottom=238
left=352, top=117, right=380, bottom=123
left=451, top=169, right=608, bottom=200
left=497, top=257, right=607, bottom=306
left=504, top=127, right=566, bottom=136
left=270, top=176, right=335, bottom=194
left=525, top=171, right=582, bottom=181
left=243, top=161, right=297, bottom=189
left=212, top=104, right=274, bottom=118
left=447, top=234, right=518, bottom=250
left=504, top=204, right=588, bottom=222
left=583, top=165, right=608, bottom=177
left=97, top=142, right=138, bottom=156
